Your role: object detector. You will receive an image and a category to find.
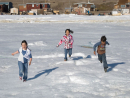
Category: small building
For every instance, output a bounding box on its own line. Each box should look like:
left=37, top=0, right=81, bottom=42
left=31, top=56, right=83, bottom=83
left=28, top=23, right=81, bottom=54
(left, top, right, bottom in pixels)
left=26, top=3, right=51, bottom=11
left=121, top=9, right=129, bottom=14
left=0, top=2, right=13, bottom=12
left=26, top=3, right=42, bottom=11
left=10, top=8, right=18, bottom=15
left=126, top=2, right=130, bottom=12
left=112, top=11, right=122, bottom=16
left=126, top=2, right=130, bottom=8
left=74, top=7, right=88, bottom=15
left=18, top=4, right=27, bottom=12
left=73, top=2, right=95, bottom=11
left=73, top=2, right=95, bottom=15
left=114, top=0, right=130, bottom=9
left=41, top=3, right=51, bottom=12
left=113, top=0, right=130, bottom=14
left=65, top=8, right=73, bottom=14
left=41, top=3, right=51, bottom=9
left=30, top=9, right=44, bottom=15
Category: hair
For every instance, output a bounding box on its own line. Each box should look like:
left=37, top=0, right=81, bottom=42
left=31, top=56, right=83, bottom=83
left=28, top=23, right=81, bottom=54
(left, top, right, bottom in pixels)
left=65, top=29, right=74, bottom=34
left=101, top=36, right=107, bottom=42
left=21, top=40, right=31, bottom=51
left=21, top=40, right=28, bottom=46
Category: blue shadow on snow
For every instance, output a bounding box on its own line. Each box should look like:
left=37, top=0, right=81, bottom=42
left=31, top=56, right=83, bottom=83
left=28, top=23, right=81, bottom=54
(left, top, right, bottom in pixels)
left=72, top=55, right=92, bottom=60
left=72, top=56, right=83, bottom=60
left=86, top=55, right=92, bottom=58
left=27, top=67, right=59, bottom=81
left=107, top=62, right=125, bottom=72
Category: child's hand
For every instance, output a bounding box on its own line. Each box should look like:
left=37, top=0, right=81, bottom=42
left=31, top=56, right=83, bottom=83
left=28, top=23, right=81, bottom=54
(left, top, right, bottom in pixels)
left=12, top=51, right=19, bottom=56
left=29, top=62, right=31, bottom=66
left=94, top=51, right=96, bottom=55
left=12, top=53, right=15, bottom=56
left=56, top=45, right=59, bottom=47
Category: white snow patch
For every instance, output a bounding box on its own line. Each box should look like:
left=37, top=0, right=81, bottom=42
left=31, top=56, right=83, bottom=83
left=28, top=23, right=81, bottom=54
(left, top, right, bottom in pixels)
left=28, top=41, right=47, bottom=46
left=69, top=76, right=89, bottom=85
left=113, top=69, right=119, bottom=71
left=75, top=61, right=84, bottom=66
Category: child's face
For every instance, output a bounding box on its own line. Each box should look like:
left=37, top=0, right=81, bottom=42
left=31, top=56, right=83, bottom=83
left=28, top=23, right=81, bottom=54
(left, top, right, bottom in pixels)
left=66, top=30, right=70, bottom=35
left=101, top=41, right=106, bottom=45
left=22, top=43, right=27, bottom=49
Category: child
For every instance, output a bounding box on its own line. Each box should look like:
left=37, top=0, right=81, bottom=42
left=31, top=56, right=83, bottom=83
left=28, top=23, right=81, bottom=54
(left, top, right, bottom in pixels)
left=57, top=29, right=74, bottom=61
left=12, top=40, right=32, bottom=82
left=93, top=36, right=110, bottom=72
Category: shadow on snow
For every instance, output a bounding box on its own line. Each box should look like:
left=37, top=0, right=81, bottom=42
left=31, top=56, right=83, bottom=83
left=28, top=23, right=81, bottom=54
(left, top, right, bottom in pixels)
left=107, top=62, right=125, bottom=72
left=28, top=67, right=59, bottom=81
left=72, top=55, right=92, bottom=60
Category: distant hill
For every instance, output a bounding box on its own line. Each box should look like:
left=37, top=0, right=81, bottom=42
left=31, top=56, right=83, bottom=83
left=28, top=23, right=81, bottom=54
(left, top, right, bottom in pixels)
left=0, top=0, right=118, bottom=12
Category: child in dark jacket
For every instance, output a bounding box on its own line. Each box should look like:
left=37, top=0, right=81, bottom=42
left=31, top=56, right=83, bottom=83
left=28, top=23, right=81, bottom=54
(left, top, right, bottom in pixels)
left=93, top=36, right=110, bottom=72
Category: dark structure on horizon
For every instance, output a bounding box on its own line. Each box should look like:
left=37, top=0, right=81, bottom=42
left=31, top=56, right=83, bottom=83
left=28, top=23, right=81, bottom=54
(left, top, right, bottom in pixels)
left=0, top=2, right=13, bottom=12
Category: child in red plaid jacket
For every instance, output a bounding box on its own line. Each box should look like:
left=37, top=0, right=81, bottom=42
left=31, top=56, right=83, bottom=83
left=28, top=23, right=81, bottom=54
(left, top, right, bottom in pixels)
left=57, top=29, right=74, bottom=61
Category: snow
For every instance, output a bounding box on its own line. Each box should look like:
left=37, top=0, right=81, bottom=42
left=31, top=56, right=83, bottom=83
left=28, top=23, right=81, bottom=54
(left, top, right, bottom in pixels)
left=0, top=15, right=130, bottom=98
left=0, top=15, right=130, bottom=23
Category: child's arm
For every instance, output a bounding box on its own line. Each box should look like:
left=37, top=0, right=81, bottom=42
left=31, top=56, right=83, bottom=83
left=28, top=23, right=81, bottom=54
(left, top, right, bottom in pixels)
left=93, top=42, right=100, bottom=55
left=106, top=41, right=110, bottom=45
left=29, top=58, right=32, bottom=66
left=12, top=50, right=19, bottom=56
left=29, top=53, right=32, bottom=66
left=57, top=37, right=64, bottom=47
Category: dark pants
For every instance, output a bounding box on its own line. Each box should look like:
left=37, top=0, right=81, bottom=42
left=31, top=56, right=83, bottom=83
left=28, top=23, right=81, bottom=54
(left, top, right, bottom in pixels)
left=64, top=48, right=72, bottom=60
left=18, top=61, right=28, bottom=80
left=98, top=53, right=108, bottom=69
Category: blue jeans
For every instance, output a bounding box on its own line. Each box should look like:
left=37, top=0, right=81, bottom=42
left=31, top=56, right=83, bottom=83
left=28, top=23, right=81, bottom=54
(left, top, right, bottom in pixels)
left=64, top=48, right=72, bottom=60
left=18, top=61, right=28, bottom=80
left=98, top=53, right=108, bottom=69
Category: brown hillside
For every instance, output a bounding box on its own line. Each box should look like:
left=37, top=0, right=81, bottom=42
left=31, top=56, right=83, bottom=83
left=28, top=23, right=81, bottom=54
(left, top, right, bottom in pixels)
left=0, top=0, right=118, bottom=11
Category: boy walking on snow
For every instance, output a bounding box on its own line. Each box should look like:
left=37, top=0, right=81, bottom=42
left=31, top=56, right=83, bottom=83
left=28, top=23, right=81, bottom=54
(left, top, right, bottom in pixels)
left=93, top=36, right=110, bottom=72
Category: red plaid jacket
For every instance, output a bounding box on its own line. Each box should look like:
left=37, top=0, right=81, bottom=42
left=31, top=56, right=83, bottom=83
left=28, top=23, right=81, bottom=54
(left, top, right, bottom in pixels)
left=58, top=34, right=74, bottom=49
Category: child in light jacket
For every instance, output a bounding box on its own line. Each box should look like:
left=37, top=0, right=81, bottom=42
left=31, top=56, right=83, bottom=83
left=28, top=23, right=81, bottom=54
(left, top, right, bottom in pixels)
left=12, top=40, right=32, bottom=82
left=57, top=29, right=74, bottom=61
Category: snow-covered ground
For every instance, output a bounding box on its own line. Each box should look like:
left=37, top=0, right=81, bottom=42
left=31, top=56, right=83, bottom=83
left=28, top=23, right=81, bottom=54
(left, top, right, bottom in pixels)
left=0, top=15, right=130, bottom=23
left=0, top=15, right=130, bottom=98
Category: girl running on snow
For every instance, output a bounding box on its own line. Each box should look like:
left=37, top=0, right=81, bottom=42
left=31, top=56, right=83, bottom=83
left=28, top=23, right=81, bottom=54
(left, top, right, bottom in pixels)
left=12, top=40, right=32, bottom=82
left=57, top=29, right=74, bottom=61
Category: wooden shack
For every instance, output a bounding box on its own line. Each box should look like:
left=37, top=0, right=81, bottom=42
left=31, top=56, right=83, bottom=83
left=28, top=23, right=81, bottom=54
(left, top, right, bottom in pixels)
left=18, top=4, right=27, bottom=12
left=10, top=8, right=18, bottom=15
